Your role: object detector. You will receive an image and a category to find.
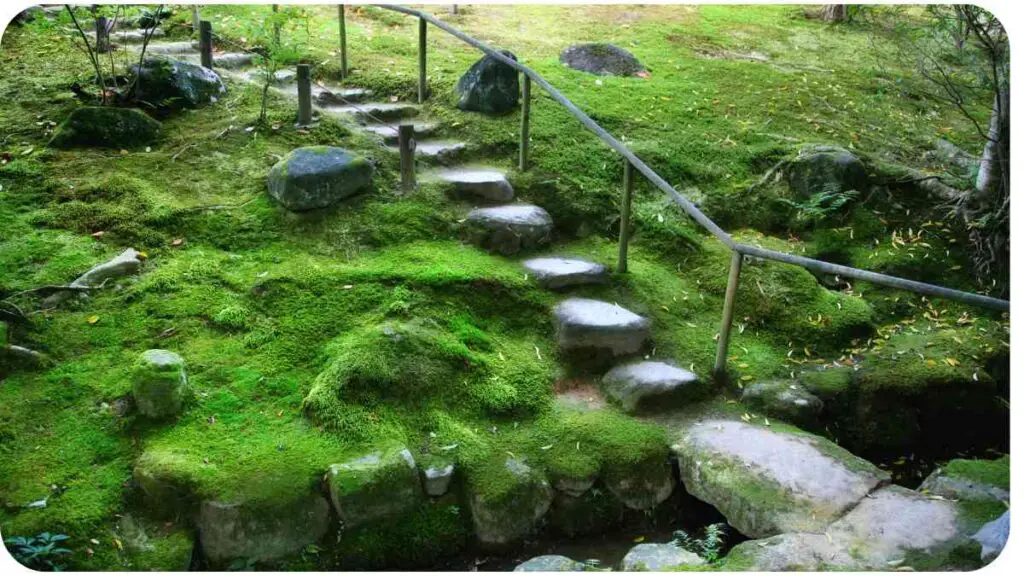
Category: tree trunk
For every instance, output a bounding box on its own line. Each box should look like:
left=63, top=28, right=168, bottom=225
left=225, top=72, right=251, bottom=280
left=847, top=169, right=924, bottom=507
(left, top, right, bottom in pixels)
left=822, top=5, right=848, bottom=22
left=975, top=88, right=1009, bottom=197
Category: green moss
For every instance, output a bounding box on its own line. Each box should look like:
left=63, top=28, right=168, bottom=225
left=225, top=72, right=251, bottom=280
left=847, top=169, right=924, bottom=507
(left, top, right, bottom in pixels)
left=943, top=456, right=1009, bottom=492
left=49, top=106, right=162, bottom=149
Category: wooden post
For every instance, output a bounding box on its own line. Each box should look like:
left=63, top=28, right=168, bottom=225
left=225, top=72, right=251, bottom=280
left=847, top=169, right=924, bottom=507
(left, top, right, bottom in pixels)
left=338, top=5, right=348, bottom=81
left=296, top=64, right=313, bottom=126
left=713, top=251, right=744, bottom=379
left=271, top=4, right=280, bottom=44
left=418, top=17, right=427, bottom=103
left=199, top=20, right=213, bottom=69
left=450, top=5, right=459, bottom=15
left=95, top=16, right=109, bottom=53
left=399, top=124, right=416, bottom=192
left=192, top=6, right=200, bottom=34
left=519, top=75, right=531, bottom=171
left=617, top=161, right=635, bottom=274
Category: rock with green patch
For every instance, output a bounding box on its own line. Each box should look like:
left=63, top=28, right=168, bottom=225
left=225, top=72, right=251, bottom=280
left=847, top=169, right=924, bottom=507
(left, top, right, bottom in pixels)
left=740, top=380, right=823, bottom=427
left=467, top=457, right=553, bottom=547
left=464, top=204, right=554, bottom=255
left=601, top=361, right=703, bottom=413
left=673, top=419, right=888, bottom=538
left=620, top=543, right=704, bottom=571
left=326, top=446, right=423, bottom=530
left=267, top=146, right=373, bottom=212
left=118, top=514, right=195, bottom=571
left=560, top=43, right=647, bottom=77
left=603, top=451, right=675, bottom=510
left=515, top=554, right=586, bottom=571
left=784, top=145, right=869, bottom=199
left=48, top=106, right=161, bottom=149
left=132, top=349, right=189, bottom=419
left=918, top=457, right=1010, bottom=503
left=197, top=494, right=330, bottom=563
left=421, top=462, right=455, bottom=497
left=132, top=57, right=226, bottom=107
left=456, top=50, right=520, bottom=114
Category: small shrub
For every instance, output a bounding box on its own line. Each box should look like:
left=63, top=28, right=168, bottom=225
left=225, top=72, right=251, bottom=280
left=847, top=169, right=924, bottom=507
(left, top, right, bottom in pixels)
left=672, top=522, right=728, bottom=563
left=4, top=532, right=72, bottom=571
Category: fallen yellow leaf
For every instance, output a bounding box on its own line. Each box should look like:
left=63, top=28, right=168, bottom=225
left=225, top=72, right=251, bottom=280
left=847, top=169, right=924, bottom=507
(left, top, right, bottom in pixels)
left=87, top=315, right=100, bottom=325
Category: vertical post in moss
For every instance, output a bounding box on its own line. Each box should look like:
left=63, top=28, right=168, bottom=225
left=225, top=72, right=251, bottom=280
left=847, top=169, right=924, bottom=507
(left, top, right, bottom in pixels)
left=617, top=161, right=635, bottom=273
left=95, top=16, right=109, bottom=53
left=399, top=124, right=416, bottom=192
left=418, top=17, right=427, bottom=103
left=338, top=5, right=348, bottom=81
left=519, top=75, right=531, bottom=171
left=450, top=5, right=459, bottom=15
left=714, top=251, right=744, bottom=379
left=199, top=20, right=213, bottom=69
left=297, top=64, right=313, bottom=126
left=192, top=6, right=200, bottom=34
left=271, top=4, right=281, bottom=44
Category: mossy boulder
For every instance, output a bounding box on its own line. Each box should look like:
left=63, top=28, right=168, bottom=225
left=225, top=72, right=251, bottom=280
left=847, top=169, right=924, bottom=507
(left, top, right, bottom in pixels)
left=132, top=56, right=226, bottom=107
left=132, top=349, right=189, bottom=419
left=559, top=43, right=647, bottom=77
left=740, top=379, right=824, bottom=427
left=467, top=457, right=553, bottom=547
left=48, top=106, right=161, bottom=149
left=326, top=446, right=423, bottom=530
left=456, top=50, right=520, bottom=114
left=117, top=514, right=195, bottom=571
left=602, top=450, right=674, bottom=511
left=919, top=457, right=1010, bottom=503
left=620, top=543, right=704, bottom=571
left=267, top=146, right=373, bottom=212
left=197, top=494, right=331, bottom=564
left=784, top=144, right=869, bottom=199
left=515, top=555, right=586, bottom=571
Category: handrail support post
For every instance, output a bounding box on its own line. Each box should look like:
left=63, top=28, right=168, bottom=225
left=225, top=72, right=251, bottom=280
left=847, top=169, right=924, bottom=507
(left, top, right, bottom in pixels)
left=519, top=75, right=531, bottom=171
left=714, top=251, right=744, bottom=380
left=418, top=17, right=428, bottom=103
left=338, top=5, right=348, bottom=81
left=199, top=20, right=213, bottom=69
left=399, top=124, right=416, bottom=192
left=617, top=161, right=635, bottom=273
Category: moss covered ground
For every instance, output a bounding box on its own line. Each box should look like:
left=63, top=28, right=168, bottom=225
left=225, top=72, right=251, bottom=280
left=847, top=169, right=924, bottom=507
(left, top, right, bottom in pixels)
left=0, top=5, right=1009, bottom=570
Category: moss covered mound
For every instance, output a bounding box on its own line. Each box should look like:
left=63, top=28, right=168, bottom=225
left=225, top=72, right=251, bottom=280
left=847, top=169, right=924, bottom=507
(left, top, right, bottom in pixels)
left=48, top=106, right=161, bottom=149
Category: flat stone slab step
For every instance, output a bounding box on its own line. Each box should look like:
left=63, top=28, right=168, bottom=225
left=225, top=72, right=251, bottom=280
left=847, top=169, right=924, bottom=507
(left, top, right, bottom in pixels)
left=522, top=257, right=606, bottom=289
left=320, top=102, right=419, bottom=122
left=390, top=139, right=467, bottom=162
left=361, top=121, right=438, bottom=144
left=601, top=361, right=701, bottom=413
left=248, top=69, right=298, bottom=85
left=144, top=41, right=199, bottom=55
left=435, top=167, right=514, bottom=202
left=552, top=298, right=650, bottom=356
left=75, top=28, right=166, bottom=43
left=672, top=419, right=889, bottom=539
left=464, top=204, right=553, bottom=255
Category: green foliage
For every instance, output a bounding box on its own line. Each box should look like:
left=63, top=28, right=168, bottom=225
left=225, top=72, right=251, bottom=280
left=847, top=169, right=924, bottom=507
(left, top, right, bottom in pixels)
left=4, top=532, right=72, bottom=571
left=778, top=188, right=860, bottom=227
left=672, top=522, right=728, bottom=563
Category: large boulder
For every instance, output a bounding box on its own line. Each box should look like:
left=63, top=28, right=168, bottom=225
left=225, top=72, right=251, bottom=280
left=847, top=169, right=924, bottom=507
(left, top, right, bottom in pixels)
left=326, top=446, right=424, bottom=530
left=784, top=145, right=869, bottom=199
left=672, top=419, right=888, bottom=538
left=740, top=380, right=823, bottom=427
left=132, top=56, right=226, bottom=107
left=456, top=50, right=520, bottom=114
left=197, top=495, right=331, bottom=563
left=467, top=457, right=553, bottom=547
left=559, top=43, right=647, bottom=77
left=464, top=204, right=553, bottom=255
left=267, top=146, right=373, bottom=212
left=49, top=106, right=161, bottom=149
left=132, top=350, right=189, bottom=419
left=601, top=361, right=703, bottom=413
left=620, top=543, right=704, bottom=571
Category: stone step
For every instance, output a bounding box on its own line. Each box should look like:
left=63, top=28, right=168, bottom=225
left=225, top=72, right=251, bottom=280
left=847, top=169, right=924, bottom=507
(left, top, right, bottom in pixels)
left=144, top=41, right=199, bottom=55
left=601, top=361, right=702, bottom=413
left=464, top=204, right=553, bottom=255
left=390, top=139, right=466, bottom=163
left=312, top=87, right=374, bottom=106
left=177, top=52, right=254, bottom=70
left=74, top=27, right=166, bottom=43
left=434, top=167, right=514, bottom=203
left=320, top=102, right=419, bottom=123
left=552, top=298, right=650, bottom=356
left=522, top=257, right=606, bottom=289
left=361, top=121, right=438, bottom=144
left=248, top=69, right=298, bottom=85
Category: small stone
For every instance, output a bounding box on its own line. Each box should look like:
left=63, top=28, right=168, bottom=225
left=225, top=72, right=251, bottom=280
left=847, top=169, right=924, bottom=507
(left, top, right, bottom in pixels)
left=326, top=447, right=423, bottom=530
left=620, top=543, right=704, bottom=571
left=514, top=555, right=585, bottom=571
left=522, top=257, right=607, bottom=290
left=422, top=463, right=455, bottom=497
left=464, top=204, right=553, bottom=255
left=131, top=350, right=188, bottom=419
left=784, top=144, right=869, bottom=199
left=552, top=298, right=650, bottom=356
left=267, top=146, right=373, bottom=212
left=601, top=361, right=703, bottom=413
left=468, top=457, right=553, bottom=547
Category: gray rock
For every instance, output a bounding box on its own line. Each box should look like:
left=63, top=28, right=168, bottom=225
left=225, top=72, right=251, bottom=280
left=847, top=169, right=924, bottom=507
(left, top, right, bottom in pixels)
left=326, top=447, right=423, bottom=530
left=604, top=454, right=675, bottom=510
left=553, top=472, right=597, bottom=497
left=601, top=361, right=702, bottom=413
left=552, top=298, right=650, bottom=356
left=621, top=543, right=704, bottom=571
left=109, top=28, right=165, bottom=43
left=132, top=57, right=226, bottom=107
left=560, top=43, right=646, bottom=77
left=918, top=465, right=1010, bottom=503
left=213, top=53, right=253, bottom=69
left=49, top=106, right=161, bottom=149
left=522, top=257, right=607, bottom=289
left=405, top=139, right=466, bottom=162
left=132, top=350, right=188, bottom=419
left=143, top=41, right=198, bottom=55
left=785, top=145, right=869, bottom=199
left=197, top=495, right=330, bottom=563
left=740, top=380, right=824, bottom=426
left=456, top=50, right=520, bottom=114
left=673, top=419, right=888, bottom=538
left=422, top=463, right=455, bottom=497
left=468, top=458, right=553, bottom=546
left=464, top=204, right=553, bottom=255
left=321, top=102, right=419, bottom=122
left=722, top=532, right=844, bottom=571
left=439, top=168, right=514, bottom=203
left=514, top=555, right=585, bottom=572
left=247, top=69, right=296, bottom=85
left=361, top=121, right=436, bottom=144
left=267, top=146, right=373, bottom=211
left=972, top=510, right=1009, bottom=562
left=44, top=248, right=143, bottom=308
left=313, top=87, right=373, bottom=105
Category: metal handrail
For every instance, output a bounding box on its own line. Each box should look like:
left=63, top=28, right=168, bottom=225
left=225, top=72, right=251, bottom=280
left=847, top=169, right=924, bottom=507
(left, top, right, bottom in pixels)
left=373, top=4, right=1008, bottom=375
